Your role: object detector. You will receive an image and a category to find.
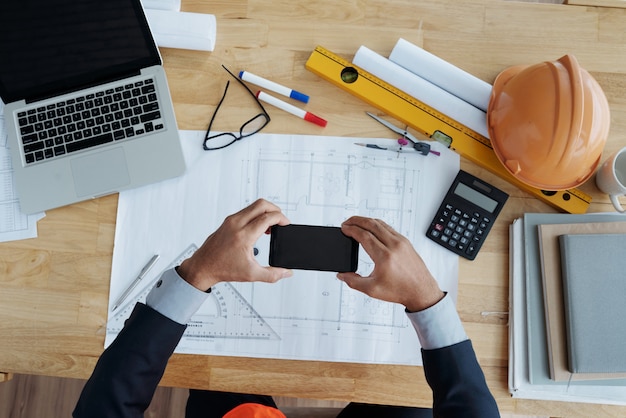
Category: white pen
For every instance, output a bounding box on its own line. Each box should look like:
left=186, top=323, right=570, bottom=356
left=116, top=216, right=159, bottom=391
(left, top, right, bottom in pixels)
left=256, top=91, right=327, bottom=127
left=239, top=70, right=309, bottom=103
left=111, top=254, right=160, bottom=312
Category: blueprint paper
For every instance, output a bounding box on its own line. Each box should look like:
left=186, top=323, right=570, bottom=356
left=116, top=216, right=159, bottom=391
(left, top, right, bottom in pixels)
left=144, top=9, right=216, bottom=52
left=106, top=131, right=459, bottom=366
left=0, top=101, right=44, bottom=242
left=389, top=38, right=492, bottom=112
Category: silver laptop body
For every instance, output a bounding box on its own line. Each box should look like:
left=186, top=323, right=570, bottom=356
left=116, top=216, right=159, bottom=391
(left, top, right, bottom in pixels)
left=0, top=0, right=186, bottom=214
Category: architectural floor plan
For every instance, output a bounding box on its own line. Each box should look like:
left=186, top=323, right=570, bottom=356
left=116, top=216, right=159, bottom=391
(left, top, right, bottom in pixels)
left=107, top=131, right=459, bottom=366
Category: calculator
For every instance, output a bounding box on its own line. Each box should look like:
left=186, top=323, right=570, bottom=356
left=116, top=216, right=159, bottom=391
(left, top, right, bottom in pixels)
left=426, top=170, right=508, bottom=260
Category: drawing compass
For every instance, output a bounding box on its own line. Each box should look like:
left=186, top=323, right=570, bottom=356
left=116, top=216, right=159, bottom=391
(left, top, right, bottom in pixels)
left=366, top=112, right=440, bottom=156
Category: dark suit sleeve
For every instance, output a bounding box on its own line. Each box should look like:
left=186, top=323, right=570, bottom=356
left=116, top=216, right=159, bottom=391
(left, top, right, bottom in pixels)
left=422, top=340, right=500, bottom=418
left=73, top=303, right=186, bottom=418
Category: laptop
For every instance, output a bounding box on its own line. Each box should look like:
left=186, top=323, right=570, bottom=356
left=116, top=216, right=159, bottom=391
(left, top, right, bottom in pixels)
left=0, top=0, right=186, bottom=214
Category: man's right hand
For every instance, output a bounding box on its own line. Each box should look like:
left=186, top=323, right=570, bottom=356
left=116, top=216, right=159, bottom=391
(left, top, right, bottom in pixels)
left=337, top=216, right=444, bottom=312
left=177, top=199, right=293, bottom=292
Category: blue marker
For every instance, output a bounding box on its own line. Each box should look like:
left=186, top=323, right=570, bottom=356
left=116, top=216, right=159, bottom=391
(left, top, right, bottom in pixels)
left=239, top=70, right=309, bottom=103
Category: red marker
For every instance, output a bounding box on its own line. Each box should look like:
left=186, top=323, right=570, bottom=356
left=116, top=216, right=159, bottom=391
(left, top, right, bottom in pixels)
left=256, top=91, right=327, bottom=127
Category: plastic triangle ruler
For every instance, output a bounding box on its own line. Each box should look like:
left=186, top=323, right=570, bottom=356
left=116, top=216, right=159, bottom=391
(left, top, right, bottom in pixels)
left=106, top=244, right=280, bottom=341
left=305, top=46, right=591, bottom=214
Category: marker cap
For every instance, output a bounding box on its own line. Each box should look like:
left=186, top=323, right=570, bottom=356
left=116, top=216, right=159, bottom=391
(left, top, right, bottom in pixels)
left=304, top=112, right=328, bottom=127
left=289, top=90, right=310, bottom=103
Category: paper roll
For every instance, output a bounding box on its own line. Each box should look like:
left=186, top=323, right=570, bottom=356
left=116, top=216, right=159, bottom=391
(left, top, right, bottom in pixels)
left=353, top=46, right=489, bottom=139
left=389, top=38, right=492, bottom=112
left=142, top=0, right=181, bottom=11
left=144, top=9, right=216, bottom=52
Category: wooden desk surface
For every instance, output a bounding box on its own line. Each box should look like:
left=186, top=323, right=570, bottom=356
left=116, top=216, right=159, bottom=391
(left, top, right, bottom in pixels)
left=2, top=1, right=626, bottom=416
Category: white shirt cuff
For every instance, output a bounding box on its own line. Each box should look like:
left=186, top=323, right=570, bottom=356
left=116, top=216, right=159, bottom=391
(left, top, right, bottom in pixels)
left=146, top=267, right=210, bottom=325
left=406, top=293, right=468, bottom=350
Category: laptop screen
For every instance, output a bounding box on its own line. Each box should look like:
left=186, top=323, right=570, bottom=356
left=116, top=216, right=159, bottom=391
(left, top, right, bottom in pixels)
left=0, top=0, right=160, bottom=104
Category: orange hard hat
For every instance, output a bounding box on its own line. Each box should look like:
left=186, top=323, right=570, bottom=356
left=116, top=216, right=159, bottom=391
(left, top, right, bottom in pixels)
left=487, top=54, right=610, bottom=191
left=223, top=403, right=286, bottom=418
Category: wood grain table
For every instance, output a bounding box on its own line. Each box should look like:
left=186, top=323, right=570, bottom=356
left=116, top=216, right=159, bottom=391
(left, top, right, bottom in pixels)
left=2, top=1, right=626, bottom=416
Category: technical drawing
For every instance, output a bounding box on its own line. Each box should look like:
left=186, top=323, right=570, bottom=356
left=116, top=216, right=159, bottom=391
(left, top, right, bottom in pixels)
left=234, top=147, right=420, bottom=343
left=109, top=132, right=460, bottom=365
left=245, top=147, right=419, bottom=238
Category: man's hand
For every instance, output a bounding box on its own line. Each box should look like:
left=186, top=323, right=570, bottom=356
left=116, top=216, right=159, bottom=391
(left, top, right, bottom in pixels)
left=337, top=216, right=444, bottom=312
left=177, top=199, right=293, bottom=291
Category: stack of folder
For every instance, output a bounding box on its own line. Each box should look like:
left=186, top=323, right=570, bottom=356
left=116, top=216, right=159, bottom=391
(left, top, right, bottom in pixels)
left=509, top=213, right=626, bottom=404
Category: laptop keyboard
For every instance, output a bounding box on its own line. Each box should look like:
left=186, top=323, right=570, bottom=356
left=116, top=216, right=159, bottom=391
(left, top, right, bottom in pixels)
left=16, top=77, right=165, bottom=165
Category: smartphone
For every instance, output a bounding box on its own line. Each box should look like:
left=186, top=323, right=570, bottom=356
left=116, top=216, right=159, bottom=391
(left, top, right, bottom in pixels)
left=269, top=224, right=359, bottom=272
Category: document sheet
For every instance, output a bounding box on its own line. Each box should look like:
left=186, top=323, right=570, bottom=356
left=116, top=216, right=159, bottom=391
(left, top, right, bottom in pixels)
left=107, top=131, right=460, bottom=366
left=0, top=102, right=44, bottom=242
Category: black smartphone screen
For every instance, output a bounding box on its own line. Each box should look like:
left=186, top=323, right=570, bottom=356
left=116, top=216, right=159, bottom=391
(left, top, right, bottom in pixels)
left=269, top=224, right=359, bottom=272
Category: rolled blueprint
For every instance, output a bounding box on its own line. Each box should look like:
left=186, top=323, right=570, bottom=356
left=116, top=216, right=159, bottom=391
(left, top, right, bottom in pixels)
left=353, top=46, right=489, bottom=138
left=141, top=0, right=181, bottom=11
left=389, top=38, right=492, bottom=112
left=144, top=9, right=216, bottom=52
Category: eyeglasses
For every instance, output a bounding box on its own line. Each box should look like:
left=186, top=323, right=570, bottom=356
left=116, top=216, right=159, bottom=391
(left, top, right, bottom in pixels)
left=203, top=65, right=271, bottom=150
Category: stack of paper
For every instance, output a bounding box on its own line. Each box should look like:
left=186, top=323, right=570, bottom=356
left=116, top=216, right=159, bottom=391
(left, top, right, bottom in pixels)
left=509, top=213, right=626, bottom=404
left=0, top=101, right=45, bottom=242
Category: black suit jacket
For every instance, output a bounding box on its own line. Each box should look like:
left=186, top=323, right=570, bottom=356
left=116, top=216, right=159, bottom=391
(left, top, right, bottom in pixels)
left=74, top=303, right=499, bottom=417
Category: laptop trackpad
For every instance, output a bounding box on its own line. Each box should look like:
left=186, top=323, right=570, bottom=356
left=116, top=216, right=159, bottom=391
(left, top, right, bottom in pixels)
left=71, top=148, right=131, bottom=197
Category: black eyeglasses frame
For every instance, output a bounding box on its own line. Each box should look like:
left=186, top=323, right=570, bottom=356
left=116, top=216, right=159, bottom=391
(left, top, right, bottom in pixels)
left=202, top=65, right=271, bottom=151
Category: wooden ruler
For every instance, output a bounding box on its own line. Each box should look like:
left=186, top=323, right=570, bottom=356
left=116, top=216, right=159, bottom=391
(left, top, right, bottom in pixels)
left=305, top=45, right=591, bottom=214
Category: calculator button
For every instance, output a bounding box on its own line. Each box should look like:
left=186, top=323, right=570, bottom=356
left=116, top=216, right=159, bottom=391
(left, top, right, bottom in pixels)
left=449, top=239, right=457, bottom=247
left=441, top=235, right=449, bottom=243
left=430, top=230, right=441, bottom=238
left=466, top=242, right=478, bottom=256
left=459, top=219, right=467, bottom=227
left=444, top=228, right=453, bottom=236
left=467, top=223, right=476, bottom=231
left=434, top=223, right=444, bottom=232
left=460, top=237, right=469, bottom=245
left=463, top=230, right=473, bottom=238
left=447, top=221, right=456, bottom=229
left=451, top=214, right=460, bottom=222
left=452, top=232, right=461, bottom=240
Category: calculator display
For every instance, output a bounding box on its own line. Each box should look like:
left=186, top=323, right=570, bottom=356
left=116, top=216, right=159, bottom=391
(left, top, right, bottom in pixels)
left=453, top=183, right=498, bottom=213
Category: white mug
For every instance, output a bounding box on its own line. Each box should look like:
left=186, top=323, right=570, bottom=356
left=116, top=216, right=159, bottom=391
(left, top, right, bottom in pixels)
left=596, top=146, right=626, bottom=212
